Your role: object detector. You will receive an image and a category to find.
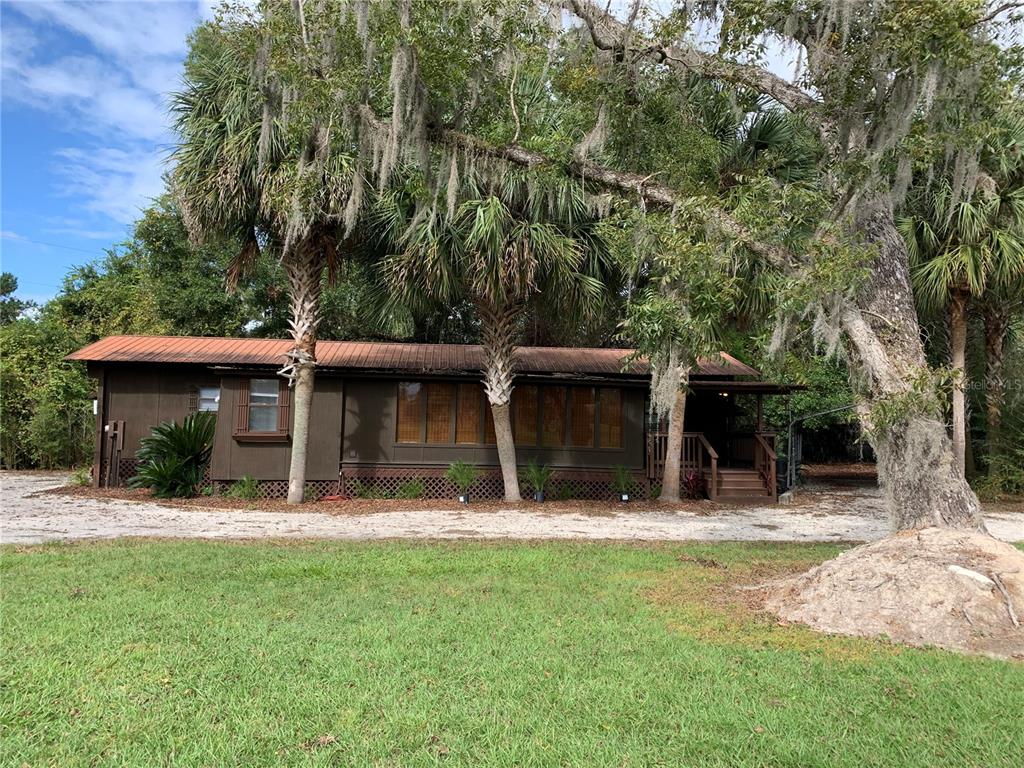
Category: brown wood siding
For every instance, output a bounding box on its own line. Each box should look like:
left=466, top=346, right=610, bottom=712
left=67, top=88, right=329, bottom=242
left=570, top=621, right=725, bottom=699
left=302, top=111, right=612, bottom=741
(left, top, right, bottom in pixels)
left=342, top=379, right=646, bottom=470
left=101, top=368, right=221, bottom=455
left=210, top=376, right=343, bottom=481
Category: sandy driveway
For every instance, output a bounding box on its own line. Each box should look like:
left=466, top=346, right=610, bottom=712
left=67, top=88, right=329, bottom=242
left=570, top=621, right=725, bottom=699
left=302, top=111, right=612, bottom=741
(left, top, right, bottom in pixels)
left=2, top=472, right=1022, bottom=546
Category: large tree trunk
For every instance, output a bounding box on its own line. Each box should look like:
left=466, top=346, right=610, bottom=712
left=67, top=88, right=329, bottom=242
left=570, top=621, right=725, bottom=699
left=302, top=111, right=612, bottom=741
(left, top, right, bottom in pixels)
left=283, top=247, right=323, bottom=505
left=949, top=289, right=969, bottom=477
left=658, top=370, right=689, bottom=503
left=983, top=304, right=1009, bottom=451
left=479, top=301, right=521, bottom=502
left=840, top=200, right=983, bottom=531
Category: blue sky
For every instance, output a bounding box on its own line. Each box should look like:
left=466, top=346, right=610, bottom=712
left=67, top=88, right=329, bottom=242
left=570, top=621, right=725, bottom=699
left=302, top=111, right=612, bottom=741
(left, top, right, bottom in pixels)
left=1, top=0, right=218, bottom=304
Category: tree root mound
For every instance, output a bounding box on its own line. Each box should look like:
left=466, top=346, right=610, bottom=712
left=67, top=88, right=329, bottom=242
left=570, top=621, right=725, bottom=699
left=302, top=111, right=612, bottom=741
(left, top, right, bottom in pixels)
left=765, top=527, right=1024, bottom=659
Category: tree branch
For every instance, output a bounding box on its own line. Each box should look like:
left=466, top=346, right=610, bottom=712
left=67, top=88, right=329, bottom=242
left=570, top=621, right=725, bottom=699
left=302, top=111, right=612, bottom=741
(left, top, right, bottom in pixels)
left=357, top=105, right=795, bottom=269
left=564, top=0, right=821, bottom=116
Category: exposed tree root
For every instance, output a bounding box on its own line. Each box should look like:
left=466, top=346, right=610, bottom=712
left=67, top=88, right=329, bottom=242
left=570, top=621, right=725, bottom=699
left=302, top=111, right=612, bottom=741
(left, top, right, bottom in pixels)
left=765, top=528, right=1024, bottom=659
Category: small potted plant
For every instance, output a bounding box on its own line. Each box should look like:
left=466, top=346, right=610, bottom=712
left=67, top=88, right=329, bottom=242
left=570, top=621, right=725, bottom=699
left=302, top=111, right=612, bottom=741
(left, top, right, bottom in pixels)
left=521, top=458, right=554, bottom=502
left=446, top=460, right=479, bottom=503
left=612, top=465, right=633, bottom=502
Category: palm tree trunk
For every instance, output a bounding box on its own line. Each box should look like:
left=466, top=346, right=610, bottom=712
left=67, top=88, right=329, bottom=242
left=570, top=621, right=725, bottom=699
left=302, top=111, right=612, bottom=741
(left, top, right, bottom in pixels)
left=949, top=289, right=969, bottom=477
left=479, top=301, right=521, bottom=502
left=659, top=369, right=689, bottom=503
left=983, top=304, right=1009, bottom=451
left=841, top=200, right=982, bottom=530
left=283, top=247, right=323, bottom=505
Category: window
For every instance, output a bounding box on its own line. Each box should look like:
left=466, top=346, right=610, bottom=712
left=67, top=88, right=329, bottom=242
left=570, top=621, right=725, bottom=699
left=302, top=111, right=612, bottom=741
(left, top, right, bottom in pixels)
left=396, top=382, right=424, bottom=443
left=456, top=383, right=482, bottom=444
left=396, top=381, right=494, bottom=445
left=394, top=380, right=624, bottom=450
left=248, top=379, right=279, bottom=432
left=512, top=385, right=538, bottom=446
left=198, top=386, right=220, bottom=413
left=541, top=387, right=567, bottom=447
left=234, top=378, right=290, bottom=440
left=426, top=383, right=455, bottom=443
left=570, top=388, right=596, bottom=447
left=598, top=388, right=623, bottom=448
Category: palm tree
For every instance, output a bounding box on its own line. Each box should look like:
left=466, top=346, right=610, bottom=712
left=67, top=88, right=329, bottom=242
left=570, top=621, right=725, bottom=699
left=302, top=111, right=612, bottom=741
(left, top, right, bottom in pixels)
left=901, top=119, right=1024, bottom=475
left=981, top=285, right=1024, bottom=451
left=171, top=12, right=356, bottom=504
left=375, top=173, right=610, bottom=501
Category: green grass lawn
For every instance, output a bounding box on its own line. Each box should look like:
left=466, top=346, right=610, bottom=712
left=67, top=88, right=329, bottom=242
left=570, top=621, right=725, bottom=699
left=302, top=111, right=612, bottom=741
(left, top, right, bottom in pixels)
left=2, top=540, right=1022, bottom=767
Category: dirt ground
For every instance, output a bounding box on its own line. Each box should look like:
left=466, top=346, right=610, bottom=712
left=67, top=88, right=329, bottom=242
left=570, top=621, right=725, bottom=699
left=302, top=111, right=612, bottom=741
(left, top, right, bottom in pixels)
left=3, top=471, right=1022, bottom=545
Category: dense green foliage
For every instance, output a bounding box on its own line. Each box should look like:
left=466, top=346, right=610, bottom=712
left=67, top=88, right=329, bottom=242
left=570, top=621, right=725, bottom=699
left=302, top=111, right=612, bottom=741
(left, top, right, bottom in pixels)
left=130, top=412, right=217, bottom=498
left=2, top=540, right=1023, bottom=766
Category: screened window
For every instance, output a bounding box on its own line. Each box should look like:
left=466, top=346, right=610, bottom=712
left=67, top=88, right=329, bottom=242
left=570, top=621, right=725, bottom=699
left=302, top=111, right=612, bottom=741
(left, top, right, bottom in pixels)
left=248, top=379, right=279, bottom=432
left=512, top=385, right=538, bottom=446
left=426, top=383, right=455, bottom=443
left=197, top=386, right=220, bottom=413
left=456, top=383, right=483, bottom=444
left=396, top=382, right=424, bottom=443
left=570, top=388, right=596, bottom=447
left=541, top=387, right=567, bottom=447
left=598, top=388, right=623, bottom=448
left=397, top=381, right=494, bottom=445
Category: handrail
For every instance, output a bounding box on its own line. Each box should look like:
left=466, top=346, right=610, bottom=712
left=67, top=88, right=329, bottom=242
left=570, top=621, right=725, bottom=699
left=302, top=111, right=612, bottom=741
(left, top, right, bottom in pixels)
left=694, top=433, right=719, bottom=460
left=754, top=433, right=776, bottom=499
left=754, top=433, right=776, bottom=461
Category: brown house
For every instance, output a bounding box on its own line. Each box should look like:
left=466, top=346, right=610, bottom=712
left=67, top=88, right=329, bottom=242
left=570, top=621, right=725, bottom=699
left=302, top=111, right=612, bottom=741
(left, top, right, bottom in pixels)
left=68, top=335, right=795, bottom=501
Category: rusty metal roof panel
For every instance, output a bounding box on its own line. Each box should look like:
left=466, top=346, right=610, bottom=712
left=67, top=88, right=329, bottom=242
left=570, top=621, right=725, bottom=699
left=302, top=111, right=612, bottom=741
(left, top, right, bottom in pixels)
left=67, top=335, right=762, bottom=378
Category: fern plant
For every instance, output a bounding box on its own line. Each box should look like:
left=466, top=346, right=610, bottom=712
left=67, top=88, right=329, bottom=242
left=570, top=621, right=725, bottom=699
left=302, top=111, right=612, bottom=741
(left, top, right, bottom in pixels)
left=520, top=459, right=553, bottom=500
left=225, top=474, right=260, bottom=500
left=130, top=411, right=216, bottom=498
left=445, top=461, right=478, bottom=499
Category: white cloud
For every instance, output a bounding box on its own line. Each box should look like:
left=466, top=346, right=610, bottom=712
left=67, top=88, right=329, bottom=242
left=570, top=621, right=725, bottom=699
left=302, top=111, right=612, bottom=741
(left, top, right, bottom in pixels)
left=1, top=230, right=29, bottom=241
left=1, top=2, right=204, bottom=234
left=55, top=146, right=167, bottom=225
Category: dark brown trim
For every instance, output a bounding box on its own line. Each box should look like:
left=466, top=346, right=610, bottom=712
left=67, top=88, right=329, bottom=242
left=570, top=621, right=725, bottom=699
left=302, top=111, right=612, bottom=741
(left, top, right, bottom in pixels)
left=233, top=432, right=291, bottom=443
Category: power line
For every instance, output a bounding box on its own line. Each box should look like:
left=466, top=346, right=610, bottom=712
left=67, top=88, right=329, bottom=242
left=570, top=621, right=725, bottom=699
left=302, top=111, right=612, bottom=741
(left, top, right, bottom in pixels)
left=1, top=235, right=109, bottom=255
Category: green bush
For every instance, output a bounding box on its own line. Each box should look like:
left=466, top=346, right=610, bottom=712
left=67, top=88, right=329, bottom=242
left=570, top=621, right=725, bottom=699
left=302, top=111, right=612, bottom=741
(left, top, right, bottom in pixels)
left=974, top=448, right=1024, bottom=500
left=129, top=412, right=216, bottom=498
left=68, top=467, right=92, bottom=487
left=611, top=465, right=636, bottom=496
left=224, top=474, right=260, bottom=500
left=520, top=459, right=553, bottom=495
left=445, top=461, right=478, bottom=496
left=555, top=483, right=574, bottom=501
left=397, top=479, right=425, bottom=499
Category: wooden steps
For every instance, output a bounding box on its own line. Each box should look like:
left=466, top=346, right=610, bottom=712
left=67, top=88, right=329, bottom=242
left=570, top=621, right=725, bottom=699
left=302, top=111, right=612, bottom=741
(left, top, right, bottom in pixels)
left=711, top=468, right=773, bottom=501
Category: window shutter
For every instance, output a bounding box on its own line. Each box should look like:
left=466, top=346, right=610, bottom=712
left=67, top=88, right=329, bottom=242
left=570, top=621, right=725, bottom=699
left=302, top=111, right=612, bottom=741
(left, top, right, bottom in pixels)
left=188, top=389, right=198, bottom=414
left=236, top=379, right=250, bottom=432
left=277, top=382, right=291, bottom=432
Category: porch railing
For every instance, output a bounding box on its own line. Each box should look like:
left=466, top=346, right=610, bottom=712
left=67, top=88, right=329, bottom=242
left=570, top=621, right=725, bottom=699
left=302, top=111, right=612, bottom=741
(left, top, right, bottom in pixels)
left=753, top=433, right=777, bottom=496
left=647, top=431, right=719, bottom=501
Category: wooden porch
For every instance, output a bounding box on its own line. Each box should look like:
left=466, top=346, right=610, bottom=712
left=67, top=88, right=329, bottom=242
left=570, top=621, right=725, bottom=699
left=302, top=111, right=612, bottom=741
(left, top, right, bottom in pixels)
left=646, top=431, right=778, bottom=501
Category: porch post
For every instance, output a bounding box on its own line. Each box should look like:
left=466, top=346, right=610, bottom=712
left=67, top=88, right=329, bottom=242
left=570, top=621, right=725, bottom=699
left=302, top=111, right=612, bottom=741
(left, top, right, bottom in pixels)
left=756, top=394, right=764, bottom=433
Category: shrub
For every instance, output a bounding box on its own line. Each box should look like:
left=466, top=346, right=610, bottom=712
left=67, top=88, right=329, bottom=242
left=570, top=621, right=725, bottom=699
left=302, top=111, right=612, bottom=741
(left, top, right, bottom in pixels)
left=129, top=412, right=216, bottom=498
left=68, top=466, right=92, bottom=487
left=555, top=483, right=575, bottom=501
left=397, top=479, right=425, bottom=499
left=445, top=461, right=478, bottom=496
left=225, top=474, right=260, bottom=500
left=520, top=459, right=553, bottom=495
left=682, top=470, right=705, bottom=499
left=611, top=465, right=635, bottom=497
left=974, top=448, right=1024, bottom=500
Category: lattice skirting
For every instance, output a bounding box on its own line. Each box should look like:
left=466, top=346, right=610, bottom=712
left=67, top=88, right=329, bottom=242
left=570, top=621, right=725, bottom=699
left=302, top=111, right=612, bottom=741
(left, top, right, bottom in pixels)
left=104, top=460, right=650, bottom=501
left=207, top=479, right=341, bottom=501
left=340, top=466, right=651, bottom=501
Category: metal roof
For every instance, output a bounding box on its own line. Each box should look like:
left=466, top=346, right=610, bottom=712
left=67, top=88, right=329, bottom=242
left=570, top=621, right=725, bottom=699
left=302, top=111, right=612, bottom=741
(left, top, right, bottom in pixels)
left=67, top=335, right=761, bottom=378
